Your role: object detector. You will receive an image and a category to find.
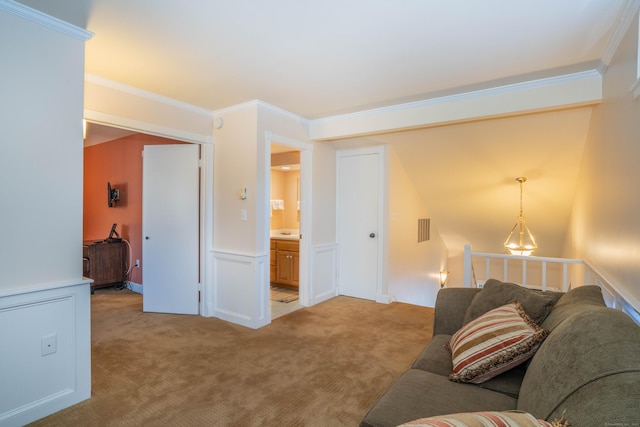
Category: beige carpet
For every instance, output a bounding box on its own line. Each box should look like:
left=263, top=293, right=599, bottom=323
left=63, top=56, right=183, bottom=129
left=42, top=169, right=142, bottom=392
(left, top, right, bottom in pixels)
left=29, top=288, right=434, bottom=427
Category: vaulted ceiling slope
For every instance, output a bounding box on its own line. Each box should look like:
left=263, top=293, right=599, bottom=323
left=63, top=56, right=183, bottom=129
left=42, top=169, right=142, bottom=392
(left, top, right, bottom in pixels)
left=16, top=0, right=632, bottom=256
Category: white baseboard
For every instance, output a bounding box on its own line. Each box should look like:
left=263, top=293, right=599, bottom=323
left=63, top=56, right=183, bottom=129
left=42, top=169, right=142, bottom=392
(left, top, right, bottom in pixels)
left=126, top=281, right=143, bottom=294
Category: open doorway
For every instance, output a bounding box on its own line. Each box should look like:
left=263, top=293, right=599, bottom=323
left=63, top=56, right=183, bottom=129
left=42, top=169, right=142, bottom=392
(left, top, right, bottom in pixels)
left=269, top=144, right=301, bottom=319
left=83, top=122, right=197, bottom=310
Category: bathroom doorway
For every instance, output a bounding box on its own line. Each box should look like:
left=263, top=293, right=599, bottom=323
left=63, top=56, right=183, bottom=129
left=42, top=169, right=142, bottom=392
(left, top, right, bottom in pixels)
left=269, top=143, right=301, bottom=319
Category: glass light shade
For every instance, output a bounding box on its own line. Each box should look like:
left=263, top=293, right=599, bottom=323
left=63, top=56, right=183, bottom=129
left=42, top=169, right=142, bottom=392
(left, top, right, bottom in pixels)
left=439, top=271, right=448, bottom=287
left=504, top=216, right=537, bottom=256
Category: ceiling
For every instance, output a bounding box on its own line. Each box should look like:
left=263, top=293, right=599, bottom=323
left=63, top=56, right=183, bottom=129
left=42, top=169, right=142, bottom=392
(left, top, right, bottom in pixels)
left=17, top=0, right=631, bottom=256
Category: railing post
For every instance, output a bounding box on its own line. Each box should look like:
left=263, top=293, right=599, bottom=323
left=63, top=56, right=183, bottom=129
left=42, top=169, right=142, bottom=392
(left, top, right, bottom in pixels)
left=463, top=245, right=472, bottom=288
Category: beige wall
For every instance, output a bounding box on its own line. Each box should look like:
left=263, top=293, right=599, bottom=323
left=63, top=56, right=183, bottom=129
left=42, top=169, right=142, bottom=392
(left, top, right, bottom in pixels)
left=567, top=13, right=640, bottom=303
left=388, top=147, right=448, bottom=306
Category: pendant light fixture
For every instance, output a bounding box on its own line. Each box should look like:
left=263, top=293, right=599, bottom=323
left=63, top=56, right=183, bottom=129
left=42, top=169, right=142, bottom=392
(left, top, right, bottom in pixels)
left=503, top=177, right=537, bottom=256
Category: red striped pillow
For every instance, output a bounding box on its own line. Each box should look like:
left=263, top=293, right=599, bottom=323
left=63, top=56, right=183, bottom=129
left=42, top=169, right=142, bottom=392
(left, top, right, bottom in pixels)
left=398, top=410, right=553, bottom=426
left=448, top=302, right=548, bottom=384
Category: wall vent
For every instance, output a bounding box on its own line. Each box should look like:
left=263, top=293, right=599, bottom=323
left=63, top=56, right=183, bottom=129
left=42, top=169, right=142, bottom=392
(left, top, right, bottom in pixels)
left=418, top=218, right=430, bottom=243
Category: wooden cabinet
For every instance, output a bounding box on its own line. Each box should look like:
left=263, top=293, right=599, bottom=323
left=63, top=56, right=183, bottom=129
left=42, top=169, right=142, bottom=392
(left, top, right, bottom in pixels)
left=271, top=239, right=299, bottom=288
left=83, top=240, right=126, bottom=293
left=270, top=240, right=277, bottom=283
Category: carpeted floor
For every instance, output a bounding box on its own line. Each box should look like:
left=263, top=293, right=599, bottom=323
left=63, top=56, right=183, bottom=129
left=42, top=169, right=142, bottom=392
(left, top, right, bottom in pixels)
left=29, top=288, right=434, bottom=427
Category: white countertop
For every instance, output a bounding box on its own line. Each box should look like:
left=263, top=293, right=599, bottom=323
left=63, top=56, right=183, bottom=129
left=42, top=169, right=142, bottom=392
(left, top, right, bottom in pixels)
left=270, top=230, right=300, bottom=241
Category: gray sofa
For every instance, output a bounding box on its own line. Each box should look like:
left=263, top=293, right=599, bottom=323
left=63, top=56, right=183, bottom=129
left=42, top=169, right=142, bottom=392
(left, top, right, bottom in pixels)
left=361, top=280, right=640, bottom=426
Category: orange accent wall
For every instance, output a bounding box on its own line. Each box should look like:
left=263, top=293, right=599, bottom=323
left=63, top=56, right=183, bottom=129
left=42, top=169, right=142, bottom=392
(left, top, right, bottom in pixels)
left=83, top=134, right=187, bottom=285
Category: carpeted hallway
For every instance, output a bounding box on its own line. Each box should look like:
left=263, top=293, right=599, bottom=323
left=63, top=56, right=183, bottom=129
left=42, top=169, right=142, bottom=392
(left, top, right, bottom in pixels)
left=29, top=288, right=434, bottom=426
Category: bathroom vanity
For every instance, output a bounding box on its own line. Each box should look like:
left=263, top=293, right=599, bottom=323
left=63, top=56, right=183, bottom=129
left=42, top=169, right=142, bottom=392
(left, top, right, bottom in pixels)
left=270, top=234, right=299, bottom=288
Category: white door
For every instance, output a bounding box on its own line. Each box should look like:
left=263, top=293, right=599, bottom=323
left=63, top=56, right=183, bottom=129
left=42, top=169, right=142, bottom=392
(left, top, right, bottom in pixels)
left=142, top=144, right=200, bottom=314
left=337, top=151, right=380, bottom=300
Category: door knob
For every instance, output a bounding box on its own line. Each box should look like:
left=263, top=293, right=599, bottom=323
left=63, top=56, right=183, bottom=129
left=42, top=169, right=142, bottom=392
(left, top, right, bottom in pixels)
left=369, top=233, right=376, bottom=238
left=145, top=236, right=150, bottom=240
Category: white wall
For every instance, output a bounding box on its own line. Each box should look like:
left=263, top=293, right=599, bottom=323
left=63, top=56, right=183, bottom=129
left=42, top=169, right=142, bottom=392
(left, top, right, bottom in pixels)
left=0, top=5, right=87, bottom=290
left=210, top=101, right=339, bottom=325
left=0, top=3, right=92, bottom=425
left=566, top=10, right=640, bottom=307
left=388, top=147, right=448, bottom=307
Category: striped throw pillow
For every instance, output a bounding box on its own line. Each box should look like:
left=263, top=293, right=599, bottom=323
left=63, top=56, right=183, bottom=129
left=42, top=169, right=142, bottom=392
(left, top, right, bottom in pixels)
left=398, top=410, right=553, bottom=426
left=448, top=302, right=548, bottom=384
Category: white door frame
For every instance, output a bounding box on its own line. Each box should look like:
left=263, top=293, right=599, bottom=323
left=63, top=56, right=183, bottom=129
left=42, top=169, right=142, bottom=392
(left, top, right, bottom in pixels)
left=336, top=145, right=387, bottom=303
left=264, top=131, right=313, bottom=308
left=83, top=113, right=213, bottom=316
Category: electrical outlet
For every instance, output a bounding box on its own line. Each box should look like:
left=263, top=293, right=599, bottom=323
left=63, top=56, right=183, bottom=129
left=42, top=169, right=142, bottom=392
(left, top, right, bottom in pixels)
left=41, top=333, right=57, bottom=356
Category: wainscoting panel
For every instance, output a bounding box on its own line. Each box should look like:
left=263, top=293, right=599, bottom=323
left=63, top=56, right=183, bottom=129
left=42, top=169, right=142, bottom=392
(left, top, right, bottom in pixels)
left=310, top=243, right=338, bottom=306
left=211, top=251, right=270, bottom=329
left=0, top=281, right=91, bottom=426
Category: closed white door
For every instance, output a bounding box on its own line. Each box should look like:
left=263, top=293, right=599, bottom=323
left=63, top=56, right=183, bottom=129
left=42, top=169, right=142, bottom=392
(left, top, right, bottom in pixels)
left=142, top=144, right=200, bottom=314
left=337, top=151, right=380, bottom=300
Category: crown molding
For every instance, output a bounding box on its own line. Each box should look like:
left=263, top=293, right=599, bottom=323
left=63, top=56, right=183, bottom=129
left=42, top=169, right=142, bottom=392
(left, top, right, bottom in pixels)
left=600, top=0, right=640, bottom=70
left=85, top=74, right=212, bottom=116
left=213, top=99, right=310, bottom=127
left=0, top=0, right=93, bottom=41
left=255, top=100, right=310, bottom=125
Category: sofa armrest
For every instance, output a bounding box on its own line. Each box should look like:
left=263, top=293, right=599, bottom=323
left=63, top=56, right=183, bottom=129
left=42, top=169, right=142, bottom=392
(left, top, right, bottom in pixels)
left=433, top=287, right=481, bottom=335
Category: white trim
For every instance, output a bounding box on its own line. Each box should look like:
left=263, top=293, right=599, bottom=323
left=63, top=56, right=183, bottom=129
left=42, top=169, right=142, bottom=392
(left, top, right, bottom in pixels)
left=264, top=131, right=314, bottom=308
left=85, top=74, right=211, bottom=116
left=84, top=109, right=212, bottom=145
left=256, top=100, right=311, bottom=124
left=631, top=78, right=640, bottom=100
left=584, top=260, right=640, bottom=322
left=633, top=8, right=640, bottom=100
left=310, top=70, right=602, bottom=140
left=126, top=281, right=143, bottom=294
left=214, top=99, right=310, bottom=125
left=600, top=0, right=640, bottom=70
left=199, top=144, right=215, bottom=317
left=309, top=243, right=338, bottom=305
left=0, top=277, right=92, bottom=298
left=0, top=0, right=93, bottom=41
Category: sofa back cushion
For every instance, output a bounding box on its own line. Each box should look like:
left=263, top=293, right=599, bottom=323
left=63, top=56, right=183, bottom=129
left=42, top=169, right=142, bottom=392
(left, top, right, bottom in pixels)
left=463, top=279, right=561, bottom=326
left=540, top=285, right=605, bottom=331
left=518, top=307, right=640, bottom=422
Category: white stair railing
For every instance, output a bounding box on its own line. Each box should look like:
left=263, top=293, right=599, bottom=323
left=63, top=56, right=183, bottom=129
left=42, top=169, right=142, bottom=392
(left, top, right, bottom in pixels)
left=463, top=245, right=584, bottom=291
left=462, top=245, right=640, bottom=325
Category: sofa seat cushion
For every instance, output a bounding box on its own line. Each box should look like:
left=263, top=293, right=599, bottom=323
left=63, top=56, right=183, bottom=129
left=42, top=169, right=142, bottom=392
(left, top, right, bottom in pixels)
left=412, top=334, right=526, bottom=398
left=412, top=334, right=454, bottom=376
left=360, top=369, right=517, bottom=427
left=449, top=302, right=548, bottom=384
left=464, top=279, right=560, bottom=325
